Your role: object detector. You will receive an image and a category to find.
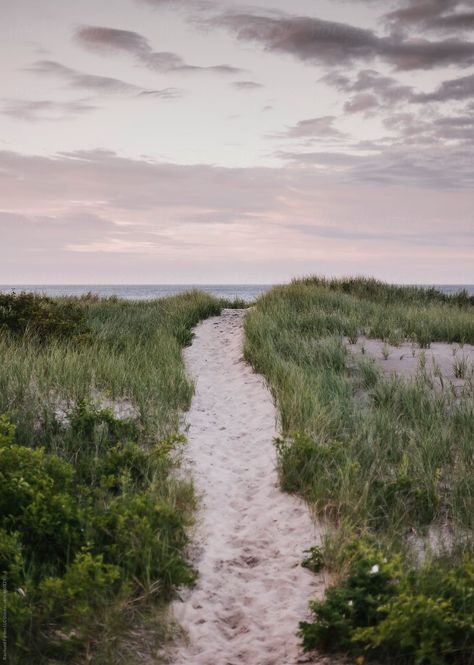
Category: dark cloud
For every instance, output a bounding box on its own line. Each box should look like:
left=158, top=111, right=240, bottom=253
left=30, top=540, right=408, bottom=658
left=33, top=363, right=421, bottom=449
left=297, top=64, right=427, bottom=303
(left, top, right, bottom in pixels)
left=414, top=72, right=474, bottom=102
left=384, top=0, right=474, bottom=33
left=322, top=69, right=414, bottom=112
left=210, top=12, right=474, bottom=70
left=27, top=60, right=181, bottom=98
left=322, top=68, right=474, bottom=113
left=0, top=98, right=97, bottom=122
left=76, top=25, right=243, bottom=75
left=232, top=80, right=264, bottom=90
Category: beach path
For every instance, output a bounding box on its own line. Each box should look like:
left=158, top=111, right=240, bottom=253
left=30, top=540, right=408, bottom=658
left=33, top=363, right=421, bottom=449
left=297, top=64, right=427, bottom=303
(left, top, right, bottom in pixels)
left=169, top=309, right=323, bottom=665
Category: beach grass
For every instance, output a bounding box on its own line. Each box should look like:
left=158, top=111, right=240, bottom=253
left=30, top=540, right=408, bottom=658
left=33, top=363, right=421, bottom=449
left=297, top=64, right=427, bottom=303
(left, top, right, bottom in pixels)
left=244, top=277, right=474, bottom=664
left=0, top=290, right=236, bottom=664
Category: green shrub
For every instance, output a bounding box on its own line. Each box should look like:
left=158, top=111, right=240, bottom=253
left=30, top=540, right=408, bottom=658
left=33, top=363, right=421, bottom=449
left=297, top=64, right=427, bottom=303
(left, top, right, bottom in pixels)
left=301, top=540, right=474, bottom=664
left=0, top=292, right=89, bottom=342
left=302, top=546, right=325, bottom=574
left=90, top=492, right=195, bottom=592
left=0, top=413, right=16, bottom=445
left=33, top=551, right=122, bottom=658
left=0, top=442, right=81, bottom=570
left=69, top=400, right=141, bottom=444
left=0, top=404, right=197, bottom=663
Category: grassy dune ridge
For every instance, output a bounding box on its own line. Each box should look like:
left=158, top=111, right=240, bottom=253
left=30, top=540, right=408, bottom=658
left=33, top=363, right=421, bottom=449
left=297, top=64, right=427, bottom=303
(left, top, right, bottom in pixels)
left=0, top=290, right=234, bottom=664
left=244, top=277, right=474, bottom=664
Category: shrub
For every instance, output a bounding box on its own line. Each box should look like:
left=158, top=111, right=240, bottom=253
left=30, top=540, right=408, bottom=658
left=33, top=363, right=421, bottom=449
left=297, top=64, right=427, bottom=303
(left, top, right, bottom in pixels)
left=0, top=442, right=81, bottom=570
left=0, top=412, right=195, bottom=662
left=302, top=546, right=325, bottom=574
left=0, top=292, right=89, bottom=342
left=301, top=540, right=474, bottom=664
left=33, top=551, right=123, bottom=658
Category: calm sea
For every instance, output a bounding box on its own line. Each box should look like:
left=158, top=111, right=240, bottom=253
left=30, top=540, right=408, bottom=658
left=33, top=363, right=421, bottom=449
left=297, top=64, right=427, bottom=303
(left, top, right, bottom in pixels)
left=0, top=284, right=473, bottom=302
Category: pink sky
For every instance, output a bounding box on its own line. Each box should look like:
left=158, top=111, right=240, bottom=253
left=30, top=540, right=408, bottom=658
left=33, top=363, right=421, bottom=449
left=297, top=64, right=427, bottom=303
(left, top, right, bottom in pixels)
left=1, top=0, right=473, bottom=283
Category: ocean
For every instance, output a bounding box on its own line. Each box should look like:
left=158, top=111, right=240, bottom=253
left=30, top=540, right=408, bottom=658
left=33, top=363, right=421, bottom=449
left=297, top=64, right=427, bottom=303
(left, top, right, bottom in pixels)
left=0, top=284, right=473, bottom=302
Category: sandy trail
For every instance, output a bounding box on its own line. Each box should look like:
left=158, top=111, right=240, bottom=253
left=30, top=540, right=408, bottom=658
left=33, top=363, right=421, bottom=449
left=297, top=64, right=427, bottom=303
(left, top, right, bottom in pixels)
left=169, top=309, right=323, bottom=665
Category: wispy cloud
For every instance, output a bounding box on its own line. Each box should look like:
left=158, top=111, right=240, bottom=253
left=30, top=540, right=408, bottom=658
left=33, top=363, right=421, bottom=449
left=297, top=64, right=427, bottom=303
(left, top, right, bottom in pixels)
left=0, top=98, right=97, bottom=122
left=26, top=60, right=182, bottom=98
left=76, top=25, right=243, bottom=75
left=137, top=0, right=213, bottom=9
left=274, top=116, right=347, bottom=141
left=231, top=80, right=264, bottom=90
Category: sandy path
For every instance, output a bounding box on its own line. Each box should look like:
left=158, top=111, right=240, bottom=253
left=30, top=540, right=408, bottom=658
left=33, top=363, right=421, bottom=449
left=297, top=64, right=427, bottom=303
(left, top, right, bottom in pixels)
left=168, top=309, right=323, bottom=665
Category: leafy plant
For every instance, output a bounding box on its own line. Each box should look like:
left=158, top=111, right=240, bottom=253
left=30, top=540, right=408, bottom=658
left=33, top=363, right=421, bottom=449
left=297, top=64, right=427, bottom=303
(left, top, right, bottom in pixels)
left=301, top=540, right=474, bottom=664
left=302, top=546, right=325, bottom=574
left=0, top=292, right=89, bottom=342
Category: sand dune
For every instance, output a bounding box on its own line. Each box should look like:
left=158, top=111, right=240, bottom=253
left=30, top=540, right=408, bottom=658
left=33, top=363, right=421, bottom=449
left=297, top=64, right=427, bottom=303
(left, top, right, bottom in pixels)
left=168, top=309, right=323, bottom=665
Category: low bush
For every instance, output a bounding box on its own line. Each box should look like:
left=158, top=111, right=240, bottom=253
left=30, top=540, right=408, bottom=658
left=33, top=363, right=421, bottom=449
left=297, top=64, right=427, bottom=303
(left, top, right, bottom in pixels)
left=1, top=409, right=195, bottom=661
left=0, top=292, right=89, bottom=342
left=301, top=540, right=474, bottom=665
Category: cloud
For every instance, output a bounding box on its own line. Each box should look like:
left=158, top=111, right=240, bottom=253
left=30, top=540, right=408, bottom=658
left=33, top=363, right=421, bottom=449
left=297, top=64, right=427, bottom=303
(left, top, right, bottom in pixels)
left=275, top=116, right=347, bottom=140
left=0, top=98, right=97, bottom=122
left=384, top=0, right=474, bottom=33
left=414, top=72, right=474, bottom=102
left=344, top=93, right=380, bottom=113
left=27, top=60, right=181, bottom=98
left=209, top=11, right=474, bottom=70
left=277, top=133, right=474, bottom=188
left=76, top=25, right=243, bottom=75
left=1, top=149, right=472, bottom=283
left=231, top=80, right=264, bottom=90
left=384, top=111, right=474, bottom=145
left=137, top=0, right=213, bottom=9
left=322, top=69, right=414, bottom=112
left=322, top=68, right=474, bottom=114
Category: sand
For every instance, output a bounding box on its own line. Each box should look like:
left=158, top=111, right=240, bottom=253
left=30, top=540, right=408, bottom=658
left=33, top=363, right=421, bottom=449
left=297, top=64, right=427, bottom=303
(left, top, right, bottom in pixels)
left=168, top=309, right=323, bottom=665
left=347, top=336, right=474, bottom=392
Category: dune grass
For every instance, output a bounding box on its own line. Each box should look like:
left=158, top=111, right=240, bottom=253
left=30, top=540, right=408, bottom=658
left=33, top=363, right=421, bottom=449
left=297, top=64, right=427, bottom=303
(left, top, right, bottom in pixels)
left=244, top=277, right=474, bottom=664
left=0, top=290, right=235, bottom=664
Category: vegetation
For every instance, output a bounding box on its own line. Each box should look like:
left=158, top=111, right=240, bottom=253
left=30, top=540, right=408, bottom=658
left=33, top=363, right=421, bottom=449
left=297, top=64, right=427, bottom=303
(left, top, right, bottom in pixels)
left=301, top=539, right=474, bottom=665
left=245, top=277, right=474, bottom=664
left=0, top=290, right=234, bottom=663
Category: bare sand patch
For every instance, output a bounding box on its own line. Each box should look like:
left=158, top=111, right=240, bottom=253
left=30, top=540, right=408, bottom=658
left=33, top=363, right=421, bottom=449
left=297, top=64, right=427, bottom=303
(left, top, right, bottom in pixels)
left=347, top=336, right=474, bottom=392
left=167, top=309, right=325, bottom=665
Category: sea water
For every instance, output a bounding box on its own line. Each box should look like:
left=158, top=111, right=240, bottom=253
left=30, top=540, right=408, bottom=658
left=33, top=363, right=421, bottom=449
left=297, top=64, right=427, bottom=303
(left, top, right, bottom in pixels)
left=0, top=284, right=473, bottom=302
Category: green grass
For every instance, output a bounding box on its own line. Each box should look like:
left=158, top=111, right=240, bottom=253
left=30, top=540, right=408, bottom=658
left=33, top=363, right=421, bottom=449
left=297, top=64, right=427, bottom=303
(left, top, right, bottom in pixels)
left=244, top=277, right=474, bottom=664
left=0, top=290, right=237, bottom=664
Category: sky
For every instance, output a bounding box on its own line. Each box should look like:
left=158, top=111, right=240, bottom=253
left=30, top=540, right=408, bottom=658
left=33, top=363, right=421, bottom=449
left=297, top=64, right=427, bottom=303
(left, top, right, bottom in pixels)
left=1, top=0, right=473, bottom=284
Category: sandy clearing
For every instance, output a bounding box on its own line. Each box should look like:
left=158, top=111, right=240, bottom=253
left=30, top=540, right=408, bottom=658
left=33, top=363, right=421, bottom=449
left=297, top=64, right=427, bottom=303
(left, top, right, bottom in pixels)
left=347, top=336, right=474, bottom=392
left=167, top=309, right=324, bottom=665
